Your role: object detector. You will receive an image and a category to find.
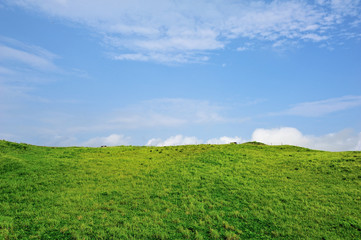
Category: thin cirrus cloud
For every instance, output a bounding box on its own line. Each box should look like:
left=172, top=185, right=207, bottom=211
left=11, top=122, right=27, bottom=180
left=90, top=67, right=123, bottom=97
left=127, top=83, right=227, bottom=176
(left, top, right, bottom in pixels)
left=0, top=37, right=61, bottom=120
left=0, top=36, right=89, bottom=107
left=280, top=96, right=361, bottom=117
left=5, top=0, right=361, bottom=63
left=107, top=98, right=241, bottom=129
left=0, top=36, right=59, bottom=72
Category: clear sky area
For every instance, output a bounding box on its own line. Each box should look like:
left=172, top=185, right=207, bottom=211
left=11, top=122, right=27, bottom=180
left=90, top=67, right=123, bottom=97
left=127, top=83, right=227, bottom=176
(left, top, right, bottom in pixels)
left=1, top=0, right=361, bottom=151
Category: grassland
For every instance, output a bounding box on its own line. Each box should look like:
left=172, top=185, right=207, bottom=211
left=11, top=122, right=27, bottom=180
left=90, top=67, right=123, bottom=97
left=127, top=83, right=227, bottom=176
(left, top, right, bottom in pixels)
left=0, top=140, right=360, bottom=239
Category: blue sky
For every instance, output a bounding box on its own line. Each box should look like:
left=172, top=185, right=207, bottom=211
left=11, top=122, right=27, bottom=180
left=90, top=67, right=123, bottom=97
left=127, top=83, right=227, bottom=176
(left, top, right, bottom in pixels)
left=0, top=0, right=361, bottom=151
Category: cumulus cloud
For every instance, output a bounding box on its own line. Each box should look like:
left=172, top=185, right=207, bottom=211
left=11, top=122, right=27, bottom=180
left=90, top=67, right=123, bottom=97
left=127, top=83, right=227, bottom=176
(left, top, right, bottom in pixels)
left=147, top=135, right=202, bottom=146
left=6, top=0, right=361, bottom=63
left=206, top=136, right=244, bottom=144
left=252, top=127, right=361, bottom=151
left=252, top=127, right=310, bottom=146
left=83, top=134, right=130, bottom=147
left=280, top=96, right=361, bottom=117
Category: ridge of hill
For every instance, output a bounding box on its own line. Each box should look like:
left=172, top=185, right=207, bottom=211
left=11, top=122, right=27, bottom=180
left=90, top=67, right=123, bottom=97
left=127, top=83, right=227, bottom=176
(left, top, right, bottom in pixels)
left=1, top=140, right=360, bottom=239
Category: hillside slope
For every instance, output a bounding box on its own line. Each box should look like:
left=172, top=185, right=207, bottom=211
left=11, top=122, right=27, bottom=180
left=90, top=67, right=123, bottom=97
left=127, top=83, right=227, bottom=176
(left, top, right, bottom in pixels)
left=1, top=140, right=360, bottom=239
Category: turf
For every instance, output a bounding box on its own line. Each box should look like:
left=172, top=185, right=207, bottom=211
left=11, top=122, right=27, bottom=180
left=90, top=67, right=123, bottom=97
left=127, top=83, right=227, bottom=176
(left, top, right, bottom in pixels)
left=0, top=140, right=360, bottom=239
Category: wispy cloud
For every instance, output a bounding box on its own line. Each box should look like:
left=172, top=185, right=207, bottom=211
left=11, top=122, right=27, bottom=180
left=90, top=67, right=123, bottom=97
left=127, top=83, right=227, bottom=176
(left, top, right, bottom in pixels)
left=6, top=0, right=361, bottom=63
left=0, top=37, right=62, bottom=106
left=1, top=96, right=251, bottom=147
left=107, top=98, right=241, bottom=129
left=0, top=66, right=14, bottom=75
left=0, top=36, right=89, bottom=110
left=147, top=135, right=202, bottom=146
left=0, top=36, right=92, bottom=147
left=0, top=36, right=89, bottom=80
left=279, top=96, right=361, bottom=117
left=113, top=53, right=209, bottom=64
left=0, top=45, right=58, bottom=71
left=0, top=36, right=59, bottom=71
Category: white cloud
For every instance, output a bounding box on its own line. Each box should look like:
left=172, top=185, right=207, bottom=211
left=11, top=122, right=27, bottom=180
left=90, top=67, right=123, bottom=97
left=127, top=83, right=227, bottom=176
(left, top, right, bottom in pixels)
left=113, top=52, right=208, bottom=64
left=281, top=96, right=361, bottom=117
left=83, top=134, right=130, bottom=147
left=146, top=128, right=361, bottom=150
left=301, top=33, right=329, bottom=42
left=114, top=53, right=149, bottom=62
left=0, top=97, right=246, bottom=147
left=252, top=127, right=310, bottom=146
left=147, top=135, right=243, bottom=147
left=6, top=0, right=361, bottom=63
left=311, top=130, right=361, bottom=151
left=236, top=47, right=248, bottom=52
left=39, top=128, right=361, bottom=150
left=147, top=135, right=202, bottom=146
left=251, top=127, right=361, bottom=151
left=206, top=136, right=244, bottom=144
left=329, top=0, right=360, bottom=16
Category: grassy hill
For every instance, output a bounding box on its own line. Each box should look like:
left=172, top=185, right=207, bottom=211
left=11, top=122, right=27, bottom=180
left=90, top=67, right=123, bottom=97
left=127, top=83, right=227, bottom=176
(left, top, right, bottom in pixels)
left=0, top=140, right=360, bottom=239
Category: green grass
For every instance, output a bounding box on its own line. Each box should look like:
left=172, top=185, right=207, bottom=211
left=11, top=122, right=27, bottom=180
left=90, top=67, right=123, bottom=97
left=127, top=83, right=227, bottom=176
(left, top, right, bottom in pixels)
left=0, top=140, right=360, bottom=239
